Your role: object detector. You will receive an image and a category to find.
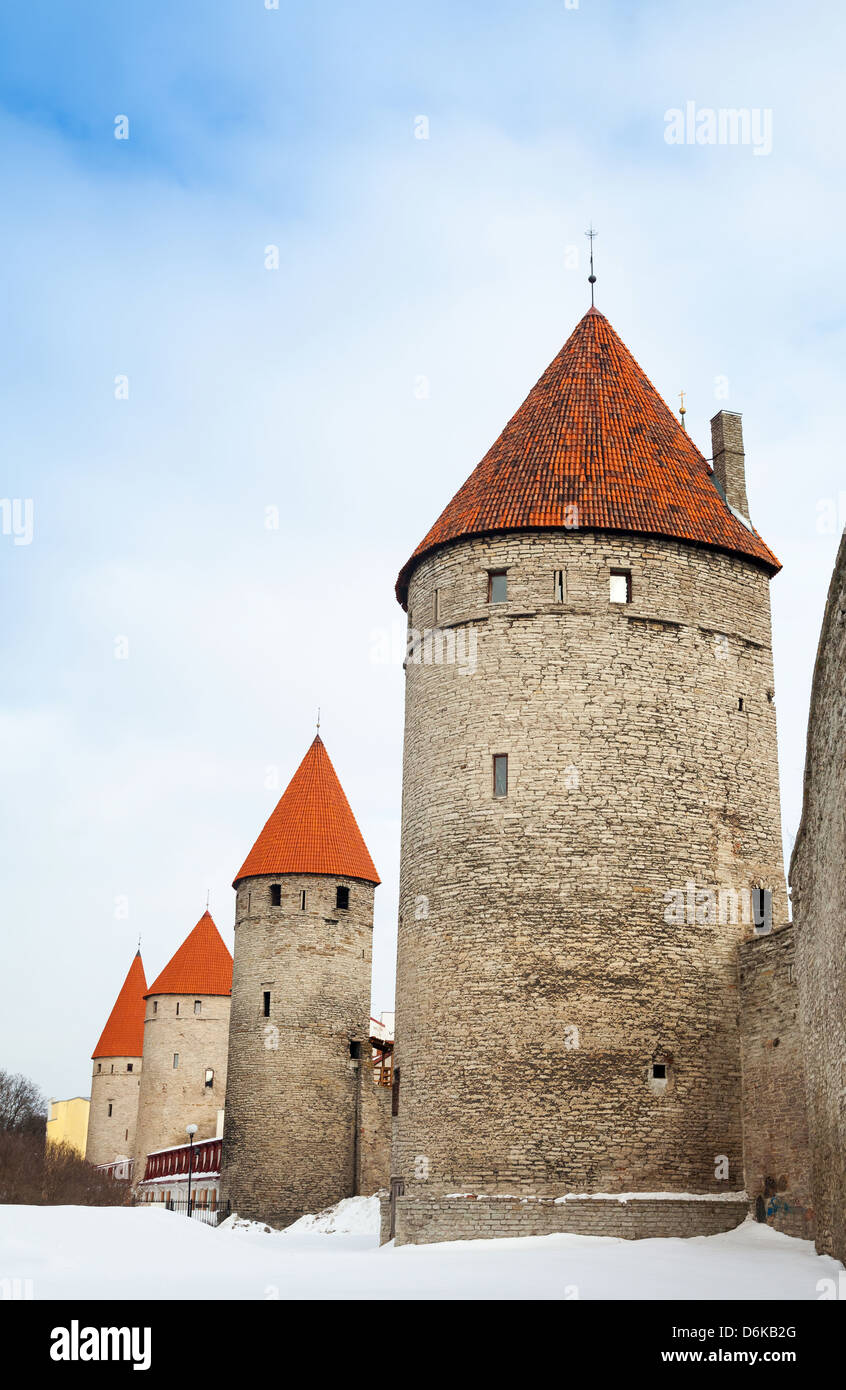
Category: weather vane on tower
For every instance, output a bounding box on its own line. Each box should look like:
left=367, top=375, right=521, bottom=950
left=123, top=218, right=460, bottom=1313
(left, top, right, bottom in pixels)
left=585, top=224, right=597, bottom=306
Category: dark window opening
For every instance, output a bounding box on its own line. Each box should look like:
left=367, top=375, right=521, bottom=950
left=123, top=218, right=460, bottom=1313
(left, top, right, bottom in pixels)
left=107, top=1103, right=113, bottom=1117
left=751, top=887, right=772, bottom=934
left=493, top=753, right=508, bottom=798
left=336, top=885, right=350, bottom=911
left=204, top=1068, right=214, bottom=1089
left=610, top=568, right=632, bottom=603
left=97, top=1063, right=101, bottom=1073
left=270, top=884, right=282, bottom=906
left=554, top=570, right=565, bottom=602
left=738, top=697, right=744, bottom=711
left=652, top=1063, right=667, bottom=1080
left=153, top=1001, right=157, bottom=1014
left=488, top=569, right=508, bottom=603
left=391, top=1065, right=401, bottom=1117
left=263, top=991, right=271, bottom=1018
left=300, top=889, right=306, bottom=911
left=349, top=1041, right=362, bottom=1059
left=175, top=1003, right=179, bottom=1016
left=127, top=1063, right=133, bottom=1073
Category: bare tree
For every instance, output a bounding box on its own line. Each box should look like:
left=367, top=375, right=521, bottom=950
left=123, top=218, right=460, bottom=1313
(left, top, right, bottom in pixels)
left=0, top=1069, right=46, bottom=1135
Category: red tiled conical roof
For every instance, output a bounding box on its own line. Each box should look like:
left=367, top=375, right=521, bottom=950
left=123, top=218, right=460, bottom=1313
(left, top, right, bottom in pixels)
left=396, top=307, right=780, bottom=604
left=92, top=951, right=147, bottom=1059
left=145, top=912, right=233, bottom=998
left=234, top=735, right=380, bottom=886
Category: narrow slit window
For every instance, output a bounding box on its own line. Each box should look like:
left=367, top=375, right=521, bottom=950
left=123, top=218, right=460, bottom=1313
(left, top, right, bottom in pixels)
left=204, top=1068, right=214, bottom=1089
left=270, top=884, right=282, bottom=907
left=107, top=1103, right=113, bottom=1117
left=493, top=753, right=508, bottom=798
left=127, top=1063, right=133, bottom=1073
left=336, top=885, right=350, bottom=911
left=194, top=1000, right=201, bottom=1016
left=172, top=1053, right=179, bottom=1069
left=554, top=569, right=565, bottom=602
left=300, top=889, right=306, bottom=911
left=488, top=569, right=508, bottom=603
left=175, top=1003, right=179, bottom=1016
left=738, top=697, right=744, bottom=711
left=433, top=588, right=441, bottom=623
left=153, top=1001, right=157, bottom=1014
left=610, top=569, right=632, bottom=603
left=263, top=990, right=271, bottom=1018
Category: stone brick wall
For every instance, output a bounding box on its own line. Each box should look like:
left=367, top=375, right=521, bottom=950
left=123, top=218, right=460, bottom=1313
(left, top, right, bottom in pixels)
left=790, top=530, right=846, bottom=1265
left=738, top=925, right=814, bottom=1238
left=359, top=1071, right=392, bottom=1195
left=393, top=529, right=786, bottom=1243
left=85, top=1056, right=142, bottom=1167
left=132, top=993, right=230, bottom=1183
left=382, top=1194, right=748, bottom=1246
left=221, top=872, right=376, bottom=1228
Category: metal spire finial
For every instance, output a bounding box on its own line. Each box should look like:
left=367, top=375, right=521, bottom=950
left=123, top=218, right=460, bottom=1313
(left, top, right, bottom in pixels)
left=316, top=706, right=321, bottom=733
left=585, top=224, right=598, bottom=306
left=678, top=389, right=687, bottom=431
left=205, top=888, right=210, bottom=910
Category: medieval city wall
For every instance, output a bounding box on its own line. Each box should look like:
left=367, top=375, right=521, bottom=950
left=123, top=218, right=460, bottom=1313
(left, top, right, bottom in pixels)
left=738, top=924, right=814, bottom=1238
left=790, top=530, right=846, bottom=1265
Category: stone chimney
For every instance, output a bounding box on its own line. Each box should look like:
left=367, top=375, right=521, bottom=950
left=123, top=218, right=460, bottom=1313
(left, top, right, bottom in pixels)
left=710, top=410, right=750, bottom=520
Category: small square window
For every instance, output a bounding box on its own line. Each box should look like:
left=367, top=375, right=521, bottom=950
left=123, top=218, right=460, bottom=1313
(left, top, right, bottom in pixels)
left=610, top=569, right=632, bottom=604
left=488, top=570, right=508, bottom=603
left=194, top=1000, right=201, bottom=1016
left=652, top=1063, right=667, bottom=1080
left=270, top=884, right=282, bottom=907
left=336, top=885, right=350, bottom=911
left=493, top=753, right=508, bottom=798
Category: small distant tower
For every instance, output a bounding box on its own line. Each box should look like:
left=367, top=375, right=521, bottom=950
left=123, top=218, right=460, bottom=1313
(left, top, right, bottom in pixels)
left=221, top=734, right=380, bottom=1228
left=85, top=951, right=146, bottom=1168
left=132, top=912, right=233, bottom=1185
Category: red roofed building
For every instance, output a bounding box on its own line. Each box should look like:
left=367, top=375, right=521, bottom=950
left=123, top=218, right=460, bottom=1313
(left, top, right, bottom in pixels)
left=387, top=304, right=790, bottom=1246
left=132, top=912, right=233, bottom=1186
left=221, top=735, right=389, bottom=1227
left=85, top=951, right=147, bottom=1168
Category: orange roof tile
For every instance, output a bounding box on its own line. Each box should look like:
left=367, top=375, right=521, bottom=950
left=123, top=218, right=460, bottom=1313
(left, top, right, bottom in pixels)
left=145, top=912, right=233, bottom=998
left=234, top=735, right=380, bottom=886
left=396, top=307, right=780, bottom=605
left=92, top=951, right=147, bottom=1059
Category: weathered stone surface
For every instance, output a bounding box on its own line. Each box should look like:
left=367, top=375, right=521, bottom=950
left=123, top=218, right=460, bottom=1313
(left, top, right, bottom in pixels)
left=738, top=925, right=814, bottom=1237
left=85, top=1056, right=142, bottom=1167
left=132, top=993, right=230, bottom=1182
left=791, top=530, right=846, bottom=1265
left=392, top=529, right=787, bottom=1242
left=220, top=872, right=386, bottom=1228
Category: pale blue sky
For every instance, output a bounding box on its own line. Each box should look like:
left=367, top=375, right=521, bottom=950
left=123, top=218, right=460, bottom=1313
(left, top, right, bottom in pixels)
left=1, top=0, right=843, bottom=1100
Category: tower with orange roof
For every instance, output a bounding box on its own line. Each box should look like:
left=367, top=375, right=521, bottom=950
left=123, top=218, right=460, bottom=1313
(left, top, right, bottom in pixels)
left=388, top=305, right=788, bottom=1244
left=132, top=911, right=233, bottom=1184
left=85, top=951, right=147, bottom=1167
left=221, top=734, right=381, bottom=1228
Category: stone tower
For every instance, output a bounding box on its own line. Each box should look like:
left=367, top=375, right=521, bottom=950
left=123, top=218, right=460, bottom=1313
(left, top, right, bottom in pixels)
left=132, top=911, right=232, bottom=1184
left=85, top=951, right=146, bottom=1168
left=389, top=306, right=787, bottom=1245
left=221, top=734, right=381, bottom=1228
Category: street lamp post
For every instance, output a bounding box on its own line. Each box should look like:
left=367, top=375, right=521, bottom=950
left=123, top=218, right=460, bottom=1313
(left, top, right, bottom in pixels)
left=186, top=1124, right=198, bottom=1217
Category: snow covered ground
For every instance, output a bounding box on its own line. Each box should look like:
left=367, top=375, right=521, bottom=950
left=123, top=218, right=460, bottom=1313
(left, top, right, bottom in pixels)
left=0, top=1199, right=841, bottom=1300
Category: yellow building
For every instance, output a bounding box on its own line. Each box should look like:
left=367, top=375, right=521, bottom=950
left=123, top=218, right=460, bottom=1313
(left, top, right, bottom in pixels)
left=46, top=1097, right=90, bottom=1157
